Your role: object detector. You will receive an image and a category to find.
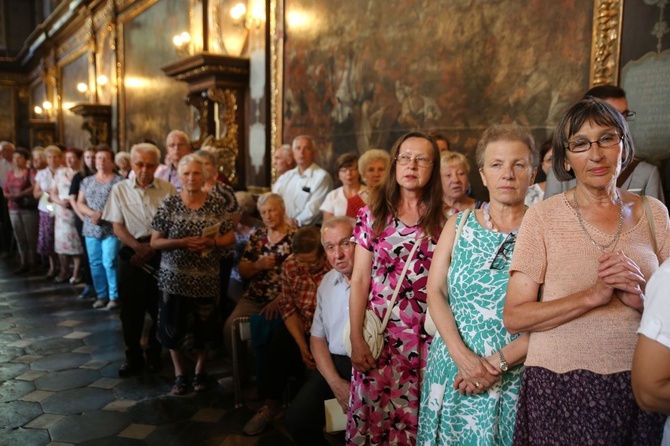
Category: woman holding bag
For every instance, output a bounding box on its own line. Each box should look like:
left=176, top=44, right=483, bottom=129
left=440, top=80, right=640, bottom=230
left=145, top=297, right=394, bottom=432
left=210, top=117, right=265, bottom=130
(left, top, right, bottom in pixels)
left=346, top=131, right=443, bottom=445
left=418, top=125, right=537, bottom=445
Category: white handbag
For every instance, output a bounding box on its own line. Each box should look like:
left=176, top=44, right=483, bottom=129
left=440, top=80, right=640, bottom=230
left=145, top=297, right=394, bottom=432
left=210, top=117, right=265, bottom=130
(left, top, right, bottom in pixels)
left=424, top=209, right=470, bottom=337
left=343, top=238, right=423, bottom=360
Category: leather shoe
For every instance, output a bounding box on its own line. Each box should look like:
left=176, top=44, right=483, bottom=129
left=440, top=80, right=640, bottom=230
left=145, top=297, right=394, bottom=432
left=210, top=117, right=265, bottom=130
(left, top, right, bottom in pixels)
left=118, top=362, right=144, bottom=377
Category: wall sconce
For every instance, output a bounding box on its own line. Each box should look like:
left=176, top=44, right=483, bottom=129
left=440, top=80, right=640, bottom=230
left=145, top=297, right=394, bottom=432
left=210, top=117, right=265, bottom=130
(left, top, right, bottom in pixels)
left=173, top=32, right=191, bottom=57
left=230, top=0, right=265, bottom=29
left=34, top=101, right=53, bottom=120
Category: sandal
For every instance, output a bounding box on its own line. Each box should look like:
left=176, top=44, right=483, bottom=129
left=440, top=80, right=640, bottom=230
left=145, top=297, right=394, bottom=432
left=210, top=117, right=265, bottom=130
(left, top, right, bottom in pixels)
left=192, top=373, right=208, bottom=392
left=172, top=375, right=188, bottom=395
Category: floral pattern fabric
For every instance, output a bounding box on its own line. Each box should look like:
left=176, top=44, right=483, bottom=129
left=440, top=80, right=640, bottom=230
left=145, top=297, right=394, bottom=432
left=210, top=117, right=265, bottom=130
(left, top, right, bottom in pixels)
left=53, top=168, right=82, bottom=255
left=345, top=206, right=436, bottom=446
left=151, top=193, right=234, bottom=299
left=418, top=211, right=522, bottom=446
left=80, top=175, right=122, bottom=239
left=241, top=226, right=297, bottom=305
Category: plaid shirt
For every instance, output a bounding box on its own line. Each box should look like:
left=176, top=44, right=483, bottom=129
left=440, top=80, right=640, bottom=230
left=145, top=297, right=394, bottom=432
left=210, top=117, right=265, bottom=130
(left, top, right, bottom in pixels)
left=278, top=254, right=331, bottom=332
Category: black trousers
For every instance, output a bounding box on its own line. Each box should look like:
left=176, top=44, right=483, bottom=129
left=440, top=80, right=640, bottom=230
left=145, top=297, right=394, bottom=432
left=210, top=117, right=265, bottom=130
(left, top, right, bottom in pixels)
left=259, top=323, right=306, bottom=401
left=284, top=354, right=352, bottom=446
left=118, top=251, right=161, bottom=364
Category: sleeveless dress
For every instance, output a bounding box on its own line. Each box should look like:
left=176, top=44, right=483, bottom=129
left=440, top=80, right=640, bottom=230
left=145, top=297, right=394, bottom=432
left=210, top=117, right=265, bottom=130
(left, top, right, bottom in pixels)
left=418, top=211, right=523, bottom=445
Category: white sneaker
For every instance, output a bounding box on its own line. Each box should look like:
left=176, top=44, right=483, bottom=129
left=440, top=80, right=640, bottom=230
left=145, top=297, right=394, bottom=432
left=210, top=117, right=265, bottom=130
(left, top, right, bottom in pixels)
left=105, top=300, right=120, bottom=310
left=243, top=405, right=281, bottom=436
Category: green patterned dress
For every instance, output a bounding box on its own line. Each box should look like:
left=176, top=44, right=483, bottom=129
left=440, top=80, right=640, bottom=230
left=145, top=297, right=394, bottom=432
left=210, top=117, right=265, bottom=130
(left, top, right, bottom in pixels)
left=418, top=211, right=523, bottom=446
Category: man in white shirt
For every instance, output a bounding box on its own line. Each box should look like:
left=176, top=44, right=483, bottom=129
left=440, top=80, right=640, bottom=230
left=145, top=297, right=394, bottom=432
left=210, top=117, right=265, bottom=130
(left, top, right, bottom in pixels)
left=273, top=143, right=295, bottom=178
left=272, top=135, right=332, bottom=227
left=103, top=143, right=176, bottom=376
left=283, top=216, right=355, bottom=445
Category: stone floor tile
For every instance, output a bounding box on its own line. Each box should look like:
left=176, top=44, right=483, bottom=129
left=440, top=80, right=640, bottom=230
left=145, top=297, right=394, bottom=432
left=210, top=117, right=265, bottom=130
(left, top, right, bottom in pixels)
left=34, top=368, right=101, bottom=391
left=72, top=345, right=98, bottom=354
left=2, top=317, right=23, bottom=324
left=19, top=389, right=55, bottom=402
left=0, top=427, right=50, bottom=446
left=24, top=338, right=84, bottom=356
left=12, top=354, right=43, bottom=363
left=48, top=410, right=131, bottom=443
left=80, top=359, right=109, bottom=370
left=118, top=423, right=156, bottom=440
left=7, top=339, right=35, bottom=348
left=0, top=378, right=35, bottom=403
left=191, top=407, right=226, bottom=423
left=16, top=370, right=47, bottom=381
left=3, top=326, right=26, bottom=333
left=63, top=331, right=91, bottom=339
left=103, top=399, right=137, bottom=412
left=41, top=387, right=115, bottom=415
left=25, top=413, right=67, bottom=429
left=90, top=377, right=121, bottom=389
left=0, top=362, right=29, bottom=380
left=57, top=320, right=81, bottom=327
left=51, top=311, right=75, bottom=317
left=46, top=443, right=74, bottom=446
left=30, top=352, right=90, bottom=372
left=2, top=400, right=44, bottom=428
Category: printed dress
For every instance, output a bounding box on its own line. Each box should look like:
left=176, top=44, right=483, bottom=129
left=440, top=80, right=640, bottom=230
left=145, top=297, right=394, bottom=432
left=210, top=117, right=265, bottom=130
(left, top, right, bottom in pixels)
left=418, top=211, right=522, bottom=446
left=346, top=207, right=436, bottom=446
left=53, top=168, right=82, bottom=255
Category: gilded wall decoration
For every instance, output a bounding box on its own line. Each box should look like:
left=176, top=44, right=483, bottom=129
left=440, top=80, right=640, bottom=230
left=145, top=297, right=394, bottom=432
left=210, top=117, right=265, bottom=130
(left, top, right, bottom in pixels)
left=0, top=87, right=15, bottom=141
left=60, top=52, right=91, bottom=149
left=275, top=0, right=594, bottom=179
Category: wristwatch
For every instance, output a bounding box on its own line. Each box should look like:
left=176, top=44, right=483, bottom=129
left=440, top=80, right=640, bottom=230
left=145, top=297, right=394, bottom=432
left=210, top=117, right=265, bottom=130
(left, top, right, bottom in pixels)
left=498, top=350, right=509, bottom=373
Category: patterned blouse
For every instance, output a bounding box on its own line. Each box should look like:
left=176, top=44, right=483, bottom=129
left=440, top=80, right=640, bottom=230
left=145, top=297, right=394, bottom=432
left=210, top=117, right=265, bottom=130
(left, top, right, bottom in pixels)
left=241, top=226, right=297, bottom=305
left=151, top=193, right=234, bottom=298
left=209, top=181, right=240, bottom=257
left=4, top=170, right=36, bottom=210
left=80, top=174, right=122, bottom=239
left=278, top=254, right=330, bottom=332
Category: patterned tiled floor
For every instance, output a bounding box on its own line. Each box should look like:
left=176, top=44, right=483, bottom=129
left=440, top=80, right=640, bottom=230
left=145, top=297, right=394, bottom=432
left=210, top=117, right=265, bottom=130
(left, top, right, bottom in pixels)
left=0, top=258, right=307, bottom=445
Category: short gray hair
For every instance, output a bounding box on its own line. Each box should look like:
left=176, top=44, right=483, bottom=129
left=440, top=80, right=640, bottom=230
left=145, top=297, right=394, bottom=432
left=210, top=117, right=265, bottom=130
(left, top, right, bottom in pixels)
left=114, top=151, right=131, bottom=165
left=166, top=129, right=191, bottom=145
left=292, top=135, right=315, bottom=150
left=177, top=154, right=210, bottom=179
left=257, top=192, right=285, bottom=211
left=320, top=216, right=355, bottom=243
left=475, top=125, right=538, bottom=169
left=130, top=143, right=161, bottom=163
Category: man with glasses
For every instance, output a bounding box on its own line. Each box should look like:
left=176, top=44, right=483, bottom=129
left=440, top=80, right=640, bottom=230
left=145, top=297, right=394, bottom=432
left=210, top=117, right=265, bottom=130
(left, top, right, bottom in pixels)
left=544, top=85, right=664, bottom=201
left=154, top=130, right=192, bottom=190
left=243, top=225, right=331, bottom=436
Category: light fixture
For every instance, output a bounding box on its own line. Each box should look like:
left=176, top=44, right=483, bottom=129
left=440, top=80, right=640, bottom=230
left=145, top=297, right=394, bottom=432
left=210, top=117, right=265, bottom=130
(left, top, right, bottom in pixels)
left=34, top=101, right=53, bottom=120
left=77, top=82, right=89, bottom=93
left=230, top=0, right=265, bottom=29
left=172, top=31, right=191, bottom=57
left=97, top=75, right=108, bottom=86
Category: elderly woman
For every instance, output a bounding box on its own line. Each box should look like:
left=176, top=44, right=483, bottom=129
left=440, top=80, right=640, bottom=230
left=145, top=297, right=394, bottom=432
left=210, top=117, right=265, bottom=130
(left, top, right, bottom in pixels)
left=33, top=145, right=62, bottom=278
left=440, top=150, right=484, bottom=218
left=223, top=192, right=296, bottom=354
left=151, top=154, right=235, bottom=395
left=418, top=125, right=537, bottom=445
left=31, top=147, right=46, bottom=171
left=524, top=138, right=553, bottom=206
left=358, top=148, right=390, bottom=192
left=77, top=147, right=122, bottom=309
left=320, top=153, right=367, bottom=220
left=51, top=148, right=83, bottom=283
left=347, top=131, right=443, bottom=445
left=114, top=151, right=132, bottom=179
left=504, top=98, right=669, bottom=445
left=3, top=148, right=38, bottom=274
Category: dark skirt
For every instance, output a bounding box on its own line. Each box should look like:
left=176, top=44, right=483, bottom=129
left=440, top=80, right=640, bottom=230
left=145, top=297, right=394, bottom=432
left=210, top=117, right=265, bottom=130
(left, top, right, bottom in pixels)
left=512, top=366, right=664, bottom=446
left=157, top=292, right=219, bottom=350
left=37, top=210, right=55, bottom=255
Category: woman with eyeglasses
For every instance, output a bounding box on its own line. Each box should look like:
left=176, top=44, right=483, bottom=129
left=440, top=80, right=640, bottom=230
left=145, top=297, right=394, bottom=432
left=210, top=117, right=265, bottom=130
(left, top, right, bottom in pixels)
left=504, top=98, right=668, bottom=445
left=320, top=153, right=366, bottom=221
left=346, top=131, right=443, bottom=445
left=418, top=125, right=536, bottom=445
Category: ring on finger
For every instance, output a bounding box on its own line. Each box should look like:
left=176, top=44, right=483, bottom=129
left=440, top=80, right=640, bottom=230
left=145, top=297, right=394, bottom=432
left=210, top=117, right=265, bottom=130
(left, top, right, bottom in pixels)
left=475, top=382, right=481, bottom=388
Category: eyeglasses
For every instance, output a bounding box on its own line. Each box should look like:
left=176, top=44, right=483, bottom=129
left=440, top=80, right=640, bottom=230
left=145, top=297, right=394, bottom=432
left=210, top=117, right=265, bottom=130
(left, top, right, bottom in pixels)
left=564, top=132, right=623, bottom=153
left=324, top=240, right=354, bottom=254
left=489, top=232, right=517, bottom=270
left=395, top=154, right=433, bottom=168
left=339, top=166, right=357, bottom=173
left=623, top=110, right=636, bottom=121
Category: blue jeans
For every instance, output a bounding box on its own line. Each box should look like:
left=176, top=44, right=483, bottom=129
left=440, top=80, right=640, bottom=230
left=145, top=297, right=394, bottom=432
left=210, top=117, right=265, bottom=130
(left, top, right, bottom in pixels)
left=85, top=236, right=120, bottom=300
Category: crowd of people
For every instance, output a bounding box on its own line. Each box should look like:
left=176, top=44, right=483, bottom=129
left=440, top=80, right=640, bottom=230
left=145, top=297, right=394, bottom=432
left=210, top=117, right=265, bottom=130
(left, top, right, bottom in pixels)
left=0, top=83, right=669, bottom=446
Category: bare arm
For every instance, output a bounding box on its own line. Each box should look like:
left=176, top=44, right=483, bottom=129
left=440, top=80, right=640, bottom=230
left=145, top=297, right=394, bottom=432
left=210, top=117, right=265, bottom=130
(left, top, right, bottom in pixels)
left=150, top=229, right=188, bottom=251
left=77, top=190, right=101, bottom=222
left=349, top=245, right=376, bottom=372
left=284, top=313, right=314, bottom=369
left=311, top=336, right=349, bottom=411
left=33, top=180, right=43, bottom=200
left=632, top=335, right=670, bottom=414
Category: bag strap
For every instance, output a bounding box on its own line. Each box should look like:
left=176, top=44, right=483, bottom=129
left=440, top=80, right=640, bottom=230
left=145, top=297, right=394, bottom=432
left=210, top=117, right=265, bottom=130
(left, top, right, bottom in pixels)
left=451, top=209, right=471, bottom=259
left=641, top=195, right=658, bottom=254
left=380, top=236, right=424, bottom=331
left=617, top=158, right=640, bottom=187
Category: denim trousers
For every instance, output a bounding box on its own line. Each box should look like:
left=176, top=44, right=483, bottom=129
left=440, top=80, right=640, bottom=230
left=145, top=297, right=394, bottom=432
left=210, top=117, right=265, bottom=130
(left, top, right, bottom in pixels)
left=85, top=236, right=120, bottom=300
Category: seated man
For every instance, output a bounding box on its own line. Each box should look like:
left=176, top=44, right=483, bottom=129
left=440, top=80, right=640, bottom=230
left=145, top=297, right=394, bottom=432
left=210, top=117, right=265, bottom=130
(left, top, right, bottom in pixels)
left=544, top=85, right=664, bottom=202
left=284, top=217, right=355, bottom=445
left=243, top=225, right=331, bottom=436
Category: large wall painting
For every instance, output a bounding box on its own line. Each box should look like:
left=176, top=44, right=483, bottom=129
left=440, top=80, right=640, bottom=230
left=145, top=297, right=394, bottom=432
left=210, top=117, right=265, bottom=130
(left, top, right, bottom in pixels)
left=280, top=0, right=594, bottom=176
left=120, top=0, right=192, bottom=152
left=60, top=52, right=91, bottom=150
left=620, top=0, right=670, bottom=162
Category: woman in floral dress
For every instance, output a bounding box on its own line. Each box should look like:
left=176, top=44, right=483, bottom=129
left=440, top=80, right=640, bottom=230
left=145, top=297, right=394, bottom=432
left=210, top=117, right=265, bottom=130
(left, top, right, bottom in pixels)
left=418, top=125, right=537, bottom=445
left=347, top=131, right=443, bottom=445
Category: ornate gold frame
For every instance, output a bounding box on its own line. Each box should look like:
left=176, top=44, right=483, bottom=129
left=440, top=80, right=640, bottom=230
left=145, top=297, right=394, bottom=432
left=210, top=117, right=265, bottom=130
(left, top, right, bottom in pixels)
left=270, top=0, right=625, bottom=160
left=590, top=0, right=624, bottom=87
